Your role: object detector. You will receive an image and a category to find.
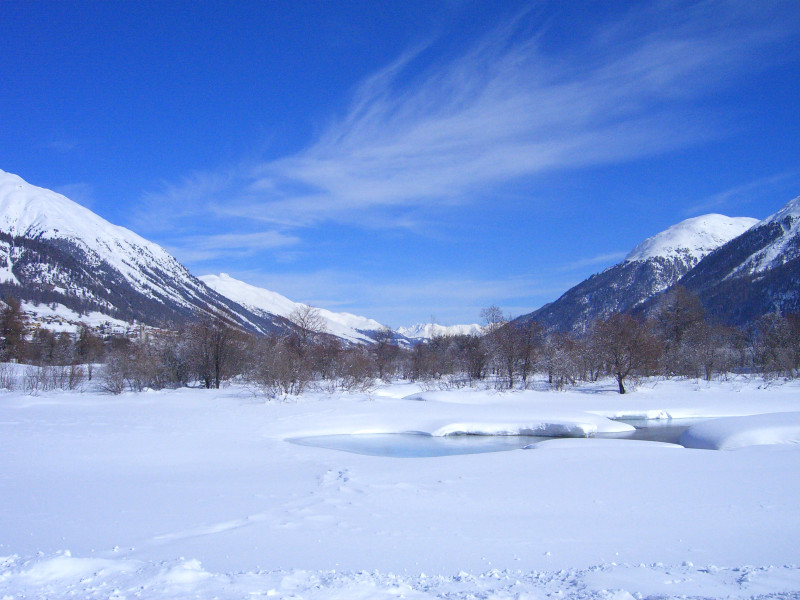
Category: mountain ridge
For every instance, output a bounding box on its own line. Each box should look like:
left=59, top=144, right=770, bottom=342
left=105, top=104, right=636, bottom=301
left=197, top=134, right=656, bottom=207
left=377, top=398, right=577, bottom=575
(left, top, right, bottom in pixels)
left=675, top=196, right=800, bottom=324
left=397, top=322, right=483, bottom=340
left=0, top=169, right=284, bottom=333
left=199, top=273, right=387, bottom=344
left=518, top=213, right=758, bottom=333
left=3, top=168, right=796, bottom=341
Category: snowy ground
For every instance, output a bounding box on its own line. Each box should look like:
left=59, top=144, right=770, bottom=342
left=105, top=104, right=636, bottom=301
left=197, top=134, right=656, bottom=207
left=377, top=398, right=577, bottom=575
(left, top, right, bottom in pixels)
left=20, top=300, right=132, bottom=334
left=1, top=375, right=799, bottom=599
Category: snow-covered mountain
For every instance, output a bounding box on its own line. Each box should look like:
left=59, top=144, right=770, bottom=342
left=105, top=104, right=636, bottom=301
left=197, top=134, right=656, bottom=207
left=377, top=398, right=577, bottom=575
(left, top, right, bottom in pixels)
left=0, top=169, right=282, bottom=333
left=624, top=214, right=759, bottom=263
left=7, top=166, right=790, bottom=340
left=518, top=214, right=758, bottom=333
left=397, top=322, right=483, bottom=341
left=728, top=197, right=800, bottom=275
left=199, top=273, right=387, bottom=344
left=678, top=197, right=800, bottom=324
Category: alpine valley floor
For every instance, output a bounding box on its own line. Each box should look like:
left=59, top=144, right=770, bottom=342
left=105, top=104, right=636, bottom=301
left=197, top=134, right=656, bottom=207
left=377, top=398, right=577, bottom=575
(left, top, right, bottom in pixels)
left=1, top=374, right=799, bottom=599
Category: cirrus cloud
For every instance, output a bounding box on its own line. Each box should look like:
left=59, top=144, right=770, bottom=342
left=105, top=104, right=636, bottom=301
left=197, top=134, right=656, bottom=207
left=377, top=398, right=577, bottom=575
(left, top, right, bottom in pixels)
left=141, top=1, right=799, bottom=235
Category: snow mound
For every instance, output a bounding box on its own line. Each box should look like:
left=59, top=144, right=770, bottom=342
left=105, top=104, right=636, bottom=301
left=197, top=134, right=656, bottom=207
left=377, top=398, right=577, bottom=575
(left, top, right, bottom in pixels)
left=396, top=390, right=636, bottom=436
left=9, top=551, right=136, bottom=585
left=680, top=412, right=800, bottom=450
left=625, top=214, right=757, bottom=263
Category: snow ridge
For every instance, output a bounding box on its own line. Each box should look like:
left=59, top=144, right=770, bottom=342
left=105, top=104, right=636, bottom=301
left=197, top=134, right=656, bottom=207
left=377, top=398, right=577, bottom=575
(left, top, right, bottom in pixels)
left=0, top=169, right=286, bottom=333
left=625, top=214, right=758, bottom=264
left=519, top=213, right=759, bottom=333
left=735, top=196, right=800, bottom=274
left=0, top=170, right=180, bottom=281
left=200, top=273, right=386, bottom=344
left=0, top=169, right=200, bottom=309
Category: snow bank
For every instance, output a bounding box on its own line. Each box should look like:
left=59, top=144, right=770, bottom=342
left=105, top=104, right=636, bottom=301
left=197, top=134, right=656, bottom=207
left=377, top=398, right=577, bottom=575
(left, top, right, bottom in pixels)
left=13, top=551, right=134, bottom=583
left=430, top=419, right=632, bottom=437
left=526, top=437, right=681, bottom=450
left=680, top=412, right=800, bottom=450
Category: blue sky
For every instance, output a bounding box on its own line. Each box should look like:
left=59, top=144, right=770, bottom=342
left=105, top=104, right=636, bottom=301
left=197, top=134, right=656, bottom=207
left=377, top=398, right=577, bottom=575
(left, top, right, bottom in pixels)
left=2, top=0, right=800, bottom=327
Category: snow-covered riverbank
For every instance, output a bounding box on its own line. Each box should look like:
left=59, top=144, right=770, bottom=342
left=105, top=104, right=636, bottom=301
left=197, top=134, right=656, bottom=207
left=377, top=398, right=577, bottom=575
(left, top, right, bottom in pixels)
left=1, top=376, right=799, bottom=598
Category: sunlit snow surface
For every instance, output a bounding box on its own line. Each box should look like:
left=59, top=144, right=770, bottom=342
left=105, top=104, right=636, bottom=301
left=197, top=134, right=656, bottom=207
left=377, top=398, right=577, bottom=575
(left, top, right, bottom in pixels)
left=681, top=411, right=800, bottom=450
left=1, top=374, right=800, bottom=599
left=200, top=272, right=386, bottom=344
left=624, top=213, right=758, bottom=263
left=736, top=195, right=800, bottom=274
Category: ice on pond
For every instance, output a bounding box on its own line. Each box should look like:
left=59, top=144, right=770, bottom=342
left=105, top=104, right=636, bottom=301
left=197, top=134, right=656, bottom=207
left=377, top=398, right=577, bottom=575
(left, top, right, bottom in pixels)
left=288, top=432, right=551, bottom=457
left=288, top=419, right=705, bottom=457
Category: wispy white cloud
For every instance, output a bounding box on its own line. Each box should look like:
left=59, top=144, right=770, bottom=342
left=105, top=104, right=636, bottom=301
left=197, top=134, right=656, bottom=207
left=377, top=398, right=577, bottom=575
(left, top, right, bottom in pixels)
left=561, top=251, right=628, bottom=272
left=168, top=230, right=300, bottom=263
left=46, top=139, right=80, bottom=152
left=686, top=170, right=800, bottom=216
left=136, top=170, right=238, bottom=233
left=55, top=182, right=95, bottom=208
left=229, top=268, right=560, bottom=326
left=141, top=1, right=798, bottom=235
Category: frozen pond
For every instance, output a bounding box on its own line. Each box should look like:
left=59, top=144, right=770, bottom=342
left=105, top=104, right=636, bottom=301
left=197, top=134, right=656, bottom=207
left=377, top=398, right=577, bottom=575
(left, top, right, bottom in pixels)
left=288, top=432, right=550, bottom=457
left=288, top=418, right=708, bottom=457
left=603, top=417, right=708, bottom=444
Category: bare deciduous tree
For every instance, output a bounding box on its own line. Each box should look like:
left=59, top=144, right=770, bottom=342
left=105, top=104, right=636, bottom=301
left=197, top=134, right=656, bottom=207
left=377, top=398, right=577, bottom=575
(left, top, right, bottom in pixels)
left=752, top=313, right=796, bottom=378
left=653, top=286, right=705, bottom=376
left=592, top=313, right=662, bottom=394
left=516, top=320, right=545, bottom=385
left=288, top=306, right=327, bottom=350
left=372, top=327, right=400, bottom=381
left=188, top=312, right=245, bottom=389
left=542, top=333, right=580, bottom=390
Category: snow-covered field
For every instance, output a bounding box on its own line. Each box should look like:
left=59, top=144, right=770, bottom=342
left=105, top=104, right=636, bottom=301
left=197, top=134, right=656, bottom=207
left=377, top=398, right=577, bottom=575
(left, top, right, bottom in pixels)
left=1, top=375, right=799, bottom=599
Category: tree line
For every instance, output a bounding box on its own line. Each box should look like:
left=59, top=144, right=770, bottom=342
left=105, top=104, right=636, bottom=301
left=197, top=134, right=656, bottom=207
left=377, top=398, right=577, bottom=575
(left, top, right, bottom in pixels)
left=1, top=288, right=798, bottom=395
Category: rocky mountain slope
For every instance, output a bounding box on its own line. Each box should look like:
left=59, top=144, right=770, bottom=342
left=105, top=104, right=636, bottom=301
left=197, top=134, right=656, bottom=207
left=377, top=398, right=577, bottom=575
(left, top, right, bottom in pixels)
left=677, top=197, right=800, bottom=324
left=0, top=169, right=283, bottom=333
left=518, top=214, right=758, bottom=333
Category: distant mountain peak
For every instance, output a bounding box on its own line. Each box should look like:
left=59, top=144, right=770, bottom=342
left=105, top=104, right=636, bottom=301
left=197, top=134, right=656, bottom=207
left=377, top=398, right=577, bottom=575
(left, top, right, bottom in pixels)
left=397, top=323, right=483, bottom=340
left=625, top=214, right=758, bottom=264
